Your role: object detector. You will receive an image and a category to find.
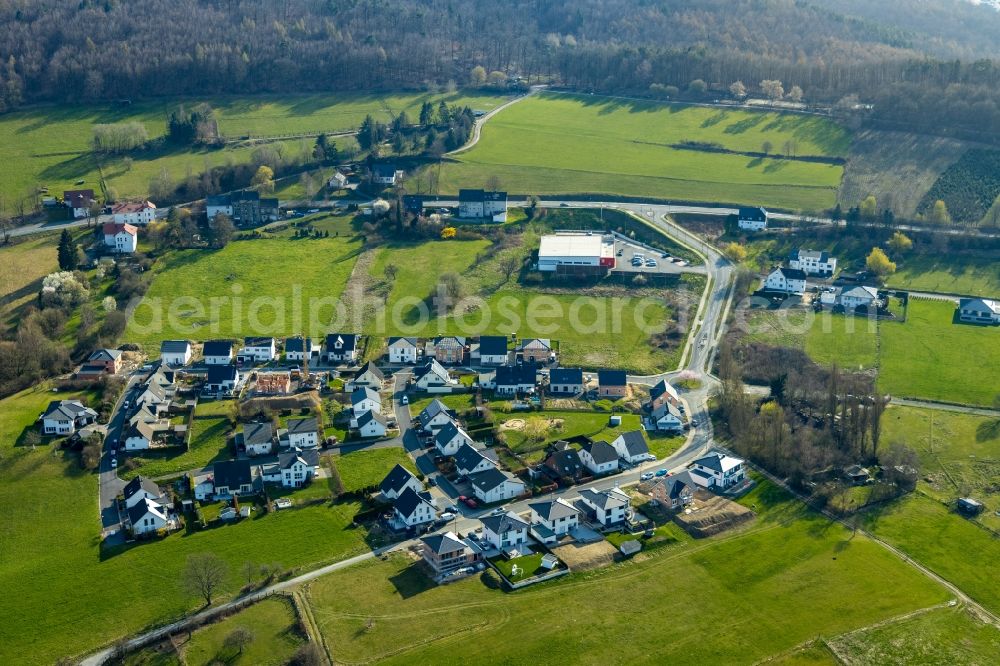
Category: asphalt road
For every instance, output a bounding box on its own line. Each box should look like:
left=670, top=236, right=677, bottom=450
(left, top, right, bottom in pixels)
left=99, top=375, right=143, bottom=537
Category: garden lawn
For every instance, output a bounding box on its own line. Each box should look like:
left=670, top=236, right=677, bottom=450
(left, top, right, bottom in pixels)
left=879, top=298, right=1000, bottom=406
left=490, top=553, right=545, bottom=580
left=863, top=494, right=1000, bottom=616
left=305, top=490, right=946, bottom=664
left=122, top=399, right=233, bottom=480
left=407, top=393, right=477, bottom=417
left=128, top=235, right=361, bottom=352
left=0, top=388, right=370, bottom=665
left=828, top=605, right=1000, bottom=665
left=439, top=93, right=848, bottom=211
left=743, top=308, right=878, bottom=370
left=180, top=596, right=305, bottom=666
left=335, top=447, right=418, bottom=494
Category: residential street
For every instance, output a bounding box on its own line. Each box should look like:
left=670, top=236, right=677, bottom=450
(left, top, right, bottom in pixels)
left=99, top=375, right=144, bottom=539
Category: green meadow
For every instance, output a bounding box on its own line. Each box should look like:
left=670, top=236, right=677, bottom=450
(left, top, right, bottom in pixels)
left=335, top=447, right=418, bottom=494
left=438, top=93, right=849, bottom=210
left=743, top=308, right=879, bottom=370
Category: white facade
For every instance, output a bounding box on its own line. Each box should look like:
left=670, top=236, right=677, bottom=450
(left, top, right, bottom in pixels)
left=246, top=440, right=273, bottom=457
left=529, top=499, right=580, bottom=536
left=358, top=412, right=388, bottom=438
left=388, top=338, right=419, bottom=363
left=789, top=249, right=837, bottom=276
left=287, top=430, right=318, bottom=449
left=537, top=233, right=615, bottom=272
left=435, top=424, right=475, bottom=456
left=103, top=225, right=138, bottom=253
left=111, top=201, right=156, bottom=225
left=160, top=343, right=192, bottom=366
left=130, top=501, right=169, bottom=536
left=841, top=286, right=879, bottom=311
left=352, top=392, right=382, bottom=417
left=578, top=444, right=619, bottom=475
left=689, top=451, right=747, bottom=490
left=124, top=432, right=151, bottom=451
left=280, top=458, right=316, bottom=488
left=764, top=268, right=807, bottom=295
left=738, top=207, right=768, bottom=231
left=482, top=517, right=529, bottom=550
left=579, top=488, right=630, bottom=526
left=240, top=339, right=276, bottom=362
left=414, top=363, right=455, bottom=392
left=470, top=471, right=526, bottom=503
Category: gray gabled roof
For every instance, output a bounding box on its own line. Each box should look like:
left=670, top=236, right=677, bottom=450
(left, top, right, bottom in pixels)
left=414, top=359, right=450, bottom=382
left=692, top=450, right=744, bottom=473
left=654, top=471, right=695, bottom=500
left=354, top=361, right=384, bottom=381
left=380, top=463, right=418, bottom=495
left=549, top=367, right=583, bottom=385
left=792, top=248, right=830, bottom=262
left=278, top=449, right=319, bottom=470
left=435, top=420, right=470, bottom=447
left=160, top=340, right=190, bottom=354
left=202, top=340, right=233, bottom=357
left=453, top=443, right=493, bottom=474
left=649, top=379, right=679, bottom=402
left=480, top=510, right=529, bottom=534
left=244, top=422, right=274, bottom=446
left=581, top=439, right=618, bottom=464
left=387, top=336, right=418, bottom=349
left=286, top=417, right=317, bottom=435
left=123, top=475, right=160, bottom=501
left=125, top=420, right=156, bottom=441
left=579, top=487, right=629, bottom=510
left=420, top=531, right=469, bottom=555
left=652, top=402, right=683, bottom=421
left=358, top=409, right=388, bottom=428
left=529, top=498, right=579, bottom=522
left=393, top=487, right=434, bottom=518
left=351, top=386, right=381, bottom=405
left=773, top=266, right=807, bottom=281
left=418, top=399, right=453, bottom=426
left=468, top=467, right=520, bottom=494
left=615, top=430, right=649, bottom=456
left=958, top=297, right=1000, bottom=314
left=127, top=497, right=166, bottom=525
left=42, top=399, right=97, bottom=422
left=89, top=348, right=123, bottom=362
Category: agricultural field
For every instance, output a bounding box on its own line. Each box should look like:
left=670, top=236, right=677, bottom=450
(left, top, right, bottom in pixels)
left=0, top=232, right=59, bottom=333
left=335, top=447, right=418, bottom=494
left=121, top=399, right=234, bottom=480
left=304, top=482, right=947, bottom=664
left=0, top=91, right=508, bottom=204
left=0, top=386, right=370, bottom=665
left=882, top=405, right=1000, bottom=529
left=438, top=92, right=849, bottom=211
left=127, top=235, right=362, bottom=352
left=827, top=605, right=1000, bottom=664
left=916, top=148, right=1000, bottom=224
left=741, top=308, right=879, bottom=370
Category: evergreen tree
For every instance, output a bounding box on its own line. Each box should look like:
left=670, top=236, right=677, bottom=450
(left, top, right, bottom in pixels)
left=57, top=229, right=77, bottom=271
left=419, top=101, right=434, bottom=126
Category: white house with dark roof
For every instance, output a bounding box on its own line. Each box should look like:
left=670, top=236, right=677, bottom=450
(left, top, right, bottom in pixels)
left=351, top=386, right=382, bottom=417
left=357, top=410, right=389, bottom=438
left=212, top=459, right=256, bottom=498
left=243, top=422, right=275, bottom=456
left=958, top=298, right=1000, bottom=325
left=41, top=400, right=98, bottom=435
left=239, top=337, right=277, bottom=363
left=480, top=511, right=529, bottom=550
left=611, top=430, right=651, bottom=464
left=391, top=487, right=437, bottom=529
left=324, top=333, right=358, bottom=363
left=159, top=340, right=192, bottom=366
left=373, top=164, right=404, bottom=186
left=123, top=420, right=157, bottom=451
left=285, top=417, right=319, bottom=449
left=413, top=359, right=456, bottom=392
left=419, top=531, right=482, bottom=573
left=789, top=248, right=837, bottom=276
left=348, top=361, right=384, bottom=390
left=458, top=189, right=508, bottom=222
left=764, top=267, right=807, bottom=295
left=839, top=285, right=880, bottom=311
left=128, top=498, right=170, bottom=536
left=260, top=449, right=320, bottom=488
left=417, top=399, right=456, bottom=432
left=202, top=340, right=234, bottom=365
left=469, top=467, right=526, bottom=504
left=284, top=336, right=320, bottom=361
left=688, top=450, right=747, bottom=490
left=205, top=364, right=240, bottom=395
left=650, top=402, right=684, bottom=433
left=548, top=367, right=584, bottom=395
left=480, top=363, right=537, bottom=395
left=578, top=440, right=619, bottom=475
left=529, top=498, right=580, bottom=543
left=453, top=442, right=497, bottom=477
left=387, top=336, right=420, bottom=363
left=738, top=206, right=768, bottom=231
left=379, top=463, right=423, bottom=500
left=578, top=487, right=631, bottom=527
left=475, top=335, right=509, bottom=365
left=435, top=420, right=475, bottom=456
left=123, top=476, right=163, bottom=509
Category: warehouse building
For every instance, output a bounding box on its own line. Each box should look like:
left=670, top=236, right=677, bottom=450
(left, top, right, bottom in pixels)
left=537, top=232, right=616, bottom=273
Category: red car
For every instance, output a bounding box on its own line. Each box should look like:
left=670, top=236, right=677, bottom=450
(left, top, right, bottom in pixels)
left=461, top=496, right=478, bottom=509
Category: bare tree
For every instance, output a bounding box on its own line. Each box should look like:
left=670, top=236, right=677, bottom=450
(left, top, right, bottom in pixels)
left=183, top=553, right=228, bottom=606
left=224, top=626, right=254, bottom=655
left=484, top=175, right=502, bottom=192
left=383, top=263, right=399, bottom=281
left=498, top=255, right=520, bottom=283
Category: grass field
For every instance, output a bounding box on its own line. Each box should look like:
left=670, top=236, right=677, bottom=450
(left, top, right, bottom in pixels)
left=0, top=233, right=60, bottom=333
left=827, top=605, right=1000, bottom=664
left=335, top=447, right=418, bottom=494
left=128, top=235, right=362, bottom=352
left=178, top=596, right=305, bottom=666
left=879, top=298, right=1000, bottom=406
left=742, top=308, right=879, bottom=370
left=438, top=93, right=849, bottom=211
left=889, top=254, right=1000, bottom=296
left=121, top=399, right=234, bottom=480
left=0, top=91, right=508, bottom=204
left=304, top=482, right=947, bottom=664
left=0, top=385, right=372, bottom=665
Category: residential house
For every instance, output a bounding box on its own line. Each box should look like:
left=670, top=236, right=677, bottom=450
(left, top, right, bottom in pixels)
left=387, top=336, right=419, bottom=364
left=324, top=333, right=358, bottom=363
left=458, top=189, right=508, bottom=222
left=419, top=531, right=482, bottom=574
left=764, top=267, right=808, bottom=295
left=413, top=359, right=455, bottom=392
left=110, top=200, right=156, bottom=225
left=373, top=164, right=404, bottom=186
left=262, top=450, right=320, bottom=488
left=379, top=463, right=423, bottom=500
left=202, top=340, right=234, bottom=365
left=453, top=443, right=497, bottom=478
left=351, top=386, right=382, bottom=417
left=192, top=472, right=215, bottom=501
left=123, top=476, right=163, bottom=510
left=239, top=337, right=277, bottom=363
left=212, top=459, right=256, bottom=498
left=468, top=467, right=526, bottom=504
left=475, top=335, right=509, bottom=366
left=101, top=222, right=138, bottom=253
left=160, top=340, right=192, bottom=366
left=528, top=498, right=580, bottom=544
left=597, top=370, right=628, bottom=398
left=650, top=402, right=684, bottom=433
left=134, top=379, right=170, bottom=414
left=427, top=336, right=467, bottom=364
left=128, top=498, right=170, bottom=536
left=285, top=417, right=319, bottom=449
left=480, top=363, right=537, bottom=395
left=328, top=171, right=349, bottom=190
left=206, top=191, right=279, bottom=226
left=244, top=422, right=276, bottom=456
left=63, top=189, right=96, bottom=218
left=41, top=400, right=98, bottom=435
left=77, top=348, right=124, bottom=378
left=688, top=450, right=747, bottom=490
left=957, top=298, right=1000, bottom=325
left=578, top=440, right=620, bottom=475
left=548, top=367, right=584, bottom=395
left=391, top=487, right=437, bottom=530
left=544, top=446, right=587, bottom=483
left=205, top=364, right=240, bottom=395
left=480, top=511, right=530, bottom=550
left=357, top=410, right=389, bottom=438
left=417, top=399, right=456, bottom=432
left=789, top=249, right=837, bottom=276
left=578, top=487, right=631, bottom=527
left=123, top=420, right=157, bottom=451
left=649, top=379, right=680, bottom=411
left=647, top=471, right=696, bottom=511
left=349, top=361, right=385, bottom=390
left=611, top=430, right=651, bottom=464
left=284, top=336, right=320, bottom=361
left=517, top=338, right=554, bottom=364
left=737, top=206, right=768, bottom=231
left=435, top=420, right=475, bottom=456
left=840, top=285, right=880, bottom=311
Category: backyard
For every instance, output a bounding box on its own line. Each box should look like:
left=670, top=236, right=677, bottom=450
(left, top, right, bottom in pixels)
left=121, top=399, right=233, bottom=480
left=335, top=447, right=418, bottom=494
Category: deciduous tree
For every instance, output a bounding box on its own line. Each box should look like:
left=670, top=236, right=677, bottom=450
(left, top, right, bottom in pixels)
left=866, top=247, right=896, bottom=277
left=183, top=553, right=228, bottom=606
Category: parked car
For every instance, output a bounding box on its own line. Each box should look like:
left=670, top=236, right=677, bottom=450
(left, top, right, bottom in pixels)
left=640, top=472, right=654, bottom=481
left=401, top=395, right=409, bottom=405
left=655, top=469, right=668, bottom=477
left=462, top=497, right=478, bottom=509
left=440, top=511, right=456, bottom=521
left=690, top=418, right=699, bottom=427
left=111, top=457, right=118, bottom=468
left=427, top=476, right=436, bottom=487
left=645, top=259, right=657, bottom=267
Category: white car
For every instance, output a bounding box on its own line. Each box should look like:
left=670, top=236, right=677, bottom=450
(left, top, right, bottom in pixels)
left=640, top=472, right=654, bottom=481
left=440, top=511, right=457, bottom=521
left=401, top=395, right=409, bottom=405
left=111, top=457, right=118, bottom=468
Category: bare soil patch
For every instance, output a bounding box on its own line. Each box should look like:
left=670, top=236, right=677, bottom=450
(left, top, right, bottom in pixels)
left=551, top=540, right=618, bottom=571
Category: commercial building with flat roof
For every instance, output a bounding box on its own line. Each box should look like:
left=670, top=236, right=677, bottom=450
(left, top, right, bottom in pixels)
left=537, top=232, right=615, bottom=273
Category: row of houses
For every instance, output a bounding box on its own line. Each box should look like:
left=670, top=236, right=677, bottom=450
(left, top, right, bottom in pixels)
left=192, top=448, right=321, bottom=501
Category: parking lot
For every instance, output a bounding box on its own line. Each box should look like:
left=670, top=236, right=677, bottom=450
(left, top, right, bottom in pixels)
left=610, top=238, right=700, bottom=275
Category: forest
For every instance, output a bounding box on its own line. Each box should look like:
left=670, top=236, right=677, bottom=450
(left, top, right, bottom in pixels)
left=2, top=1, right=1000, bottom=142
